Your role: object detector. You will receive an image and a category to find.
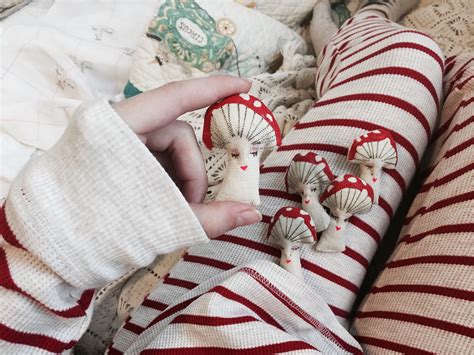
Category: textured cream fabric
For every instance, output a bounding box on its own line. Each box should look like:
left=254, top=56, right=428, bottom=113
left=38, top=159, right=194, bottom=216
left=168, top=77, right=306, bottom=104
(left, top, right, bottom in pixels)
left=404, top=0, right=474, bottom=56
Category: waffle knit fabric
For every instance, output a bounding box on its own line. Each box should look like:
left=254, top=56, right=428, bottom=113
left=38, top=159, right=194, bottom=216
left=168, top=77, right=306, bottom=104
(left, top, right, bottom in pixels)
left=0, top=99, right=209, bottom=353
left=109, top=11, right=444, bottom=353
left=351, top=53, right=474, bottom=353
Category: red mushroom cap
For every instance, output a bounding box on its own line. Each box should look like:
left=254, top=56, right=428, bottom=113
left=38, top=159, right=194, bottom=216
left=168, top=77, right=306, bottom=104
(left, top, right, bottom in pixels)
left=320, top=174, right=374, bottom=214
left=203, top=93, right=282, bottom=150
left=267, top=206, right=317, bottom=243
left=285, top=152, right=335, bottom=193
left=347, top=129, right=398, bottom=168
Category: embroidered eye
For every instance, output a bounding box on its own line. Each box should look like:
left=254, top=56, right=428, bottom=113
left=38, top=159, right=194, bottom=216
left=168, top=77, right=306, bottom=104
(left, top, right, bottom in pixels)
left=291, top=245, right=300, bottom=251
left=231, top=150, right=240, bottom=158
left=250, top=151, right=258, bottom=157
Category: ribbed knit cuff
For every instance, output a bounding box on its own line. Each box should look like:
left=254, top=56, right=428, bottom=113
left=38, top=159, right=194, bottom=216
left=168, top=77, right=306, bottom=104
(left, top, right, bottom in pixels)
left=6, top=99, right=208, bottom=290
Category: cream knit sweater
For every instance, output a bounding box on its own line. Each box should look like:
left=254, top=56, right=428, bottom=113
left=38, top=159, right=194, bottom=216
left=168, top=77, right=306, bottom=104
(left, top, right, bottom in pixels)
left=0, top=99, right=209, bottom=353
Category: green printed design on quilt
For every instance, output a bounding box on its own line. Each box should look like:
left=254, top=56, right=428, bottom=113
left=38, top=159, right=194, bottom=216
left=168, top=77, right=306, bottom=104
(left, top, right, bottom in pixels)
left=149, top=0, right=237, bottom=73
left=124, top=81, right=142, bottom=98
left=331, top=1, right=351, bottom=28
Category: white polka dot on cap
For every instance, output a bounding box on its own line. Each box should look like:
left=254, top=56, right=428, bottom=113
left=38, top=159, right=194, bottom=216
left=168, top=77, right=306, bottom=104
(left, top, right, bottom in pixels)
left=253, top=100, right=262, bottom=107
left=239, top=93, right=250, bottom=100
left=266, top=113, right=273, bottom=121
left=348, top=177, right=358, bottom=183
left=315, top=155, right=322, bottom=162
left=286, top=207, right=292, bottom=211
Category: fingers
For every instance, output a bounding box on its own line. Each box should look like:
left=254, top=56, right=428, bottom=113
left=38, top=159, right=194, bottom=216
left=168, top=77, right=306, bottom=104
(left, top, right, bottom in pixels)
left=190, top=202, right=262, bottom=239
left=114, top=76, right=251, bottom=135
left=147, top=121, right=207, bottom=203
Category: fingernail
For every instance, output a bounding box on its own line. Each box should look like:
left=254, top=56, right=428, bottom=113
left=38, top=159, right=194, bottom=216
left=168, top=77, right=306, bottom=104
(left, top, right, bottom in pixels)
left=237, top=208, right=262, bottom=226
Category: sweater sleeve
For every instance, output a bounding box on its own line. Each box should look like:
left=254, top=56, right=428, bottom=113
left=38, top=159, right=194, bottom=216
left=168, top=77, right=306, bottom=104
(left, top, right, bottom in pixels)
left=0, top=99, right=208, bottom=353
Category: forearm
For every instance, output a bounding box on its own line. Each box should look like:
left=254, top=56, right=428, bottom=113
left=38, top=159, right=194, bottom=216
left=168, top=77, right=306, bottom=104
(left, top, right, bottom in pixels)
left=0, top=99, right=208, bottom=352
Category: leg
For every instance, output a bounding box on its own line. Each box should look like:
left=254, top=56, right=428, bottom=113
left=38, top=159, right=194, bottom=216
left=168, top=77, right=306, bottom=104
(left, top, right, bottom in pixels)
left=111, top=8, right=443, bottom=351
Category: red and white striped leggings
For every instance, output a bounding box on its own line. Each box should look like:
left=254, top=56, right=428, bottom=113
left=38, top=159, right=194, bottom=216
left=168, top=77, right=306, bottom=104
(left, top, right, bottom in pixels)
left=111, top=10, right=446, bottom=353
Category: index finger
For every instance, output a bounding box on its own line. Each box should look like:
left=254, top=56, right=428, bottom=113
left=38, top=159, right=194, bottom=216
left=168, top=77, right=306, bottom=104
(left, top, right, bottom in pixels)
left=116, top=76, right=251, bottom=135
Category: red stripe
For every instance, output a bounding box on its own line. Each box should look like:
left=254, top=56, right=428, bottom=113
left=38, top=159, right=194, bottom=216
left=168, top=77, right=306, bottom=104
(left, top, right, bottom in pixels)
left=219, top=233, right=368, bottom=269
left=171, top=314, right=257, bottom=327
left=216, top=234, right=366, bottom=291
left=163, top=277, right=198, bottom=290
left=419, top=163, right=474, bottom=193
left=259, top=188, right=299, bottom=202
left=356, top=335, right=433, bottom=354
left=423, top=137, right=474, bottom=180
left=371, top=284, right=474, bottom=301
left=441, top=115, right=474, bottom=146
left=301, top=259, right=359, bottom=294
left=294, top=118, right=420, bottom=166
left=141, top=340, right=316, bottom=354
left=107, top=347, right=123, bottom=355
left=278, top=142, right=346, bottom=155
left=0, top=206, right=24, bottom=249
left=149, top=297, right=199, bottom=328
left=215, top=234, right=280, bottom=257
left=385, top=168, right=407, bottom=192
left=122, top=320, right=147, bottom=334
left=404, top=191, right=474, bottom=225
left=211, top=285, right=284, bottom=330
left=341, top=30, right=432, bottom=62
left=343, top=247, right=369, bottom=269
left=337, top=28, right=396, bottom=57
left=448, top=58, right=473, bottom=87
left=260, top=165, right=287, bottom=174
left=357, top=311, right=474, bottom=337
left=455, top=75, right=474, bottom=91
left=430, top=97, right=474, bottom=145
left=241, top=267, right=362, bottom=354
left=329, top=305, right=350, bottom=319
left=142, top=298, right=168, bottom=311
left=0, top=248, right=94, bottom=318
left=0, top=322, right=76, bottom=353
left=330, top=66, right=440, bottom=110
left=387, top=255, right=474, bottom=269
left=400, top=223, right=474, bottom=244
left=350, top=217, right=381, bottom=245
left=183, top=253, right=234, bottom=271
left=335, top=23, right=389, bottom=44
left=314, top=93, right=432, bottom=137
left=341, top=42, right=444, bottom=72
left=444, top=137, right=474, bottom=159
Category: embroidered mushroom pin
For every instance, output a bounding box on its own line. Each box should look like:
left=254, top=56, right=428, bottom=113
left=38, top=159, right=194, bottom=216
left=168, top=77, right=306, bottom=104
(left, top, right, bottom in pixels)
left=285, top=152, right=335, bottom=232
left=347, top=129, right=398, bottom=205
left=203, top=93, right=282, bottom=206
left=267, top=207, right=317, bottom=279
left=316, top=174, right=374, bottom=253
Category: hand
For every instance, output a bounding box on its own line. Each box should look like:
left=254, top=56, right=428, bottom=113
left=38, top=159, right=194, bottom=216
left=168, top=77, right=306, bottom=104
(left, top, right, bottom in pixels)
left=112, top=76, right=262, bottom=238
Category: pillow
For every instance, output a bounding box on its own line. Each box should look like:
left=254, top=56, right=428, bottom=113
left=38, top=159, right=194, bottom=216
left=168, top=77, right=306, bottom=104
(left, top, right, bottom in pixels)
left=351, top=54, right=474, bottom=354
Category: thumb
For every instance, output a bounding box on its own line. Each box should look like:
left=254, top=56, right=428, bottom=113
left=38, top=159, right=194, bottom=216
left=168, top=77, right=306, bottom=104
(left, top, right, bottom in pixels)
left=190, top=202, right=262, bottom=239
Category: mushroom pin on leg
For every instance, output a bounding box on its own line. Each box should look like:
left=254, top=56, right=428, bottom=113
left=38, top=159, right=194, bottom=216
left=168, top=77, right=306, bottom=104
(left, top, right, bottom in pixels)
left=316, top=174, right=374, bottom=253
left=268, top=207, right=317, bottom=279
left=203, top=94, right=282, bottom=206
left=347, top=129, right=398, bottom=204
left=285, top=152, right=335, bottom=232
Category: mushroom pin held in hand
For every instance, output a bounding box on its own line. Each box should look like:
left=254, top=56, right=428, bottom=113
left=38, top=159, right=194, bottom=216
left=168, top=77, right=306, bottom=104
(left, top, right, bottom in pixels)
left=203, top=93, right=282, bottom=206
left=285, top=152, right=335, bottom=232
left=268, top=207, right=317, bottom=279
left=316, top=174, right=374, bottom=253
left=348, top=129, right=397, bottom=204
